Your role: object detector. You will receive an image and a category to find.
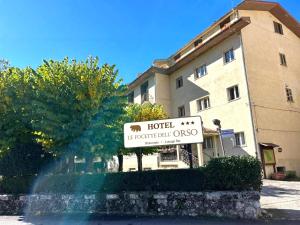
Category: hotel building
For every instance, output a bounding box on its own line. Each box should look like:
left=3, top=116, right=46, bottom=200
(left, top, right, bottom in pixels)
left=125, top=0, right=300, bottom=178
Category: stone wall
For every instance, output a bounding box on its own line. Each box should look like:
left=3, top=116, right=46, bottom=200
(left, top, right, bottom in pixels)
left=0, top=191, right=260, bottom=219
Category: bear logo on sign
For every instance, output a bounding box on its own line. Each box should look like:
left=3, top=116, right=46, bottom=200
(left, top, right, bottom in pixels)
left=130, top=125, right=141, bottom=132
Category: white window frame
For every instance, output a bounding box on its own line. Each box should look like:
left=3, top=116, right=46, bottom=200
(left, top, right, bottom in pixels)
left=195, top=64, right=207, bottom=79
left=224, top=48, right=235, bottom=64
left=234, top=132, right=246, bottom=147
left=227, top=85, right=240, bottom=102
left=197, top=96, right=210, bottom=111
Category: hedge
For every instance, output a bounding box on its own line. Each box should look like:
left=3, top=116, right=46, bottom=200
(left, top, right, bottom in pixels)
left=0, top=156, right=262, bottom=194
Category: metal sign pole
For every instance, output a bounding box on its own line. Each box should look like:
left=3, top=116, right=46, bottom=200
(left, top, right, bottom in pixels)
left=218, top=128, right=226, bottom=157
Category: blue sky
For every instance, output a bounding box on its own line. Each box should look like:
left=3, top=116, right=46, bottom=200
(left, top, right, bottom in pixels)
left=0, top=0, right=299, bottom=83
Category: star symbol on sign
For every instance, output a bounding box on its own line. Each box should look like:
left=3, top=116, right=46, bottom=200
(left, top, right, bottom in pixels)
left=191, top=121, right=194, bottom=124
left=181, top=122, right=185, bottom=125
left=186, top=122, right=189, bottom=125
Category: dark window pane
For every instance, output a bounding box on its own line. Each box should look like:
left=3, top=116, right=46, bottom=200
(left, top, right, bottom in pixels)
left=274, top=21, right=283, bottom=35
left=141, top=81, right=149, bottom=103
left=178, top=106, right=185, bottom=117
left=176, top=76, right=183, bottom=88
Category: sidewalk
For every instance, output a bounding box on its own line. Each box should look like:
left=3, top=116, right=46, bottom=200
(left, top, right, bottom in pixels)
left=261, top=179, right=300, bottom=220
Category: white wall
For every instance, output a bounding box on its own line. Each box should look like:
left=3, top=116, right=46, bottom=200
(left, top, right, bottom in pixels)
left=132, top=75, right=156, bottom=104
left=168, top=34, right=256, bottom=157
left=123, top=153, right=159, bottom=171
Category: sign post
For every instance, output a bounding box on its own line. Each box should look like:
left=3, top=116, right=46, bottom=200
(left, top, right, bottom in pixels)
left=124, top=116, right=203, bottom=148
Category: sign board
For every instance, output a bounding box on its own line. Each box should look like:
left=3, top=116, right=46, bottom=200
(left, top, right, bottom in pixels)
left=263, top=149, right=276, bottom=165
left=221, top=129, right=234, bottom=138
left=124, top=116, right=203, bottom=148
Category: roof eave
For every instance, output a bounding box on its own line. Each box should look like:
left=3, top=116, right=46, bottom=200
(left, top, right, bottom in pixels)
left=165, top=17, right=251, bottom=75
left=128, top=66, right=166, bottom=91
left=237, top=0, right=300, bottom=38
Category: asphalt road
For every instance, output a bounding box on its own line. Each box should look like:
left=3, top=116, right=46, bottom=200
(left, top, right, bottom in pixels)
left=1, top=216, right=300, bottom=225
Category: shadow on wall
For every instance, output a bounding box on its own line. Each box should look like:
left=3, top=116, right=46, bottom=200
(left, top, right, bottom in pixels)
left=180, top=41, right=241, bottom=104
left=223, top=136, right=250, bottom=157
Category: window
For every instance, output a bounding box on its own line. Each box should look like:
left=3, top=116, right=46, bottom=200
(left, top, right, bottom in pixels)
left=160, top=152, right=177, bottom=161
left=178, top=105, right=185, bottom=117
left=203, top=137, right=214, bottom=149
left=235, top=132, right=246, bottom=147
left=274, top=21, right=283, bottom=35
left=141, top=81, right=149, bottom=103
left=279, top=53, right=287, bottom=66
left=286, top=87, right=294, bottom=102
left=224, top=49, right=235, bottom=64
left=227, top=85, right=240, bottom=101
left=197, top=97, right=210, bottom=111
left=128, top=91, right=134, bottom=103
left=195, top=64, right=207, bottom=78
left=176, top=76, right=183, bottom=89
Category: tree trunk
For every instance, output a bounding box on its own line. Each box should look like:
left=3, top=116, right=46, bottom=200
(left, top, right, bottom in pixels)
left=67, top=154, right=75, bottom=174
left=136, top=149, right=143, bottom=172
left=117, top=153, right=123, bottom=172
left=85, top=154, right=94, bottom=173
left=187, top=144, right=193, bottom=169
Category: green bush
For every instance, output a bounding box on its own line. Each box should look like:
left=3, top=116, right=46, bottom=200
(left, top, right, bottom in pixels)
left=284, top=171, right=299, bottom=181
left=0, top=176, right=36, bottom=194
left=285, top=171, right=297, bottom=179
left=205, top=156, right=262, bottom=191
left=0, top=156, right=262, bottom=194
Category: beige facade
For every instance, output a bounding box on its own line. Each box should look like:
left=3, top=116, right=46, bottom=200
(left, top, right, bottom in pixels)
left=126, top=1, right=300, bottom=177
left=239, top=8, right=300, bottom=176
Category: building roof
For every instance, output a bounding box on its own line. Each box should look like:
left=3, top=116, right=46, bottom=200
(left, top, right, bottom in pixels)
left=203, top=127, right=219, bottom=136
left=128, top=0, right=300, bottom=89
left=237, top=0, right=300, bottom=38
left=128, top=66, right=165, bottom=90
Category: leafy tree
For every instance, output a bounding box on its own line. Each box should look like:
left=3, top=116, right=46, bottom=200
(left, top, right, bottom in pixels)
left=68, top=85, right=128, bottom=172
left=0, top=67, right=35, bottom=156
left=0, top=66, right=53, bottom=175
left=125, top=103, right=168, bottom=171
left=0, top=57, right=126, bottom=175
left=31, top=57, right=125, bottom=172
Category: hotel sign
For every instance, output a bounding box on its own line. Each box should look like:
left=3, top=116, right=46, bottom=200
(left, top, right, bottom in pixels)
left=124, top=116, right=203, bottom=148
